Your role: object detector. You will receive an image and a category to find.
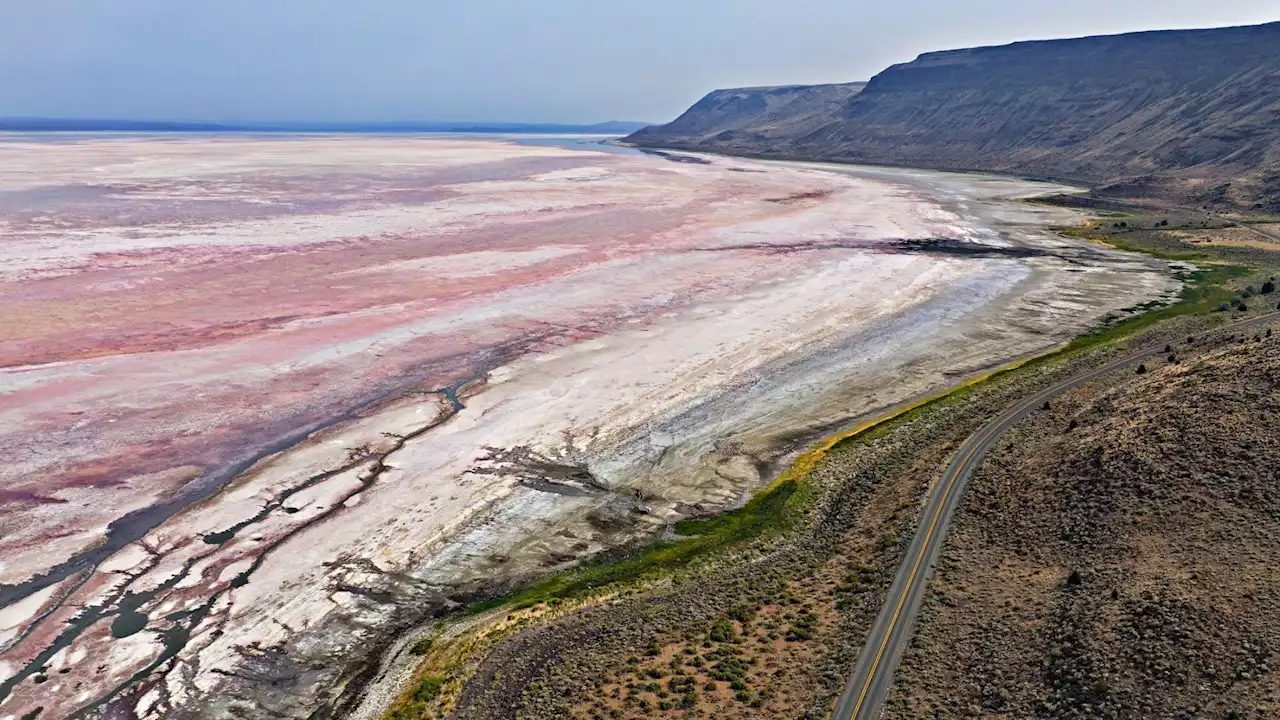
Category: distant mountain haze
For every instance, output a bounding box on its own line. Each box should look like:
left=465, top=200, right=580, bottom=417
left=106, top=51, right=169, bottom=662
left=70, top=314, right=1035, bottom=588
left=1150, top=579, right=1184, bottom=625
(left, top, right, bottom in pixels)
left=629, top=22, right=1280, bottom=212
left=0, top=118, right=650, bottom=134
left=638, top=83, right=868, bottom=149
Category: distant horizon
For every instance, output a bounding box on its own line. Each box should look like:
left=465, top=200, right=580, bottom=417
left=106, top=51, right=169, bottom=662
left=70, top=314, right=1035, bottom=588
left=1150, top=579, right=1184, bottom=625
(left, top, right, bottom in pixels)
left=4, top=3, right=1275, bottom=125
left=7, top=17, right=1280, bottom=134
left=0, top=117, right=655, bottom=133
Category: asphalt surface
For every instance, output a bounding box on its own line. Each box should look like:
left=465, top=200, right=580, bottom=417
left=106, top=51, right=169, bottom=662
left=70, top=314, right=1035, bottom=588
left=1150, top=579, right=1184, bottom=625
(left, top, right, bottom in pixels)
left=1237, top=221, right=1280, bottom=243
left=831, top=310, right=1280, bottom=720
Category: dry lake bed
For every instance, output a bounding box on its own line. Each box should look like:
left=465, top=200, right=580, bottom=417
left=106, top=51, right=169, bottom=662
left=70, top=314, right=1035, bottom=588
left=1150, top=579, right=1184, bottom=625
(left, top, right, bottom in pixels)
left=0, top=134, right=1177, bottom=718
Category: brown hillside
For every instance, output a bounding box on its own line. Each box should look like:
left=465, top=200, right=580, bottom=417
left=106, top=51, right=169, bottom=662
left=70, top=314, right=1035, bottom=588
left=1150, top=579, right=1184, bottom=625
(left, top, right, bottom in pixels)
left=888, top=326, right=1280, bottom=719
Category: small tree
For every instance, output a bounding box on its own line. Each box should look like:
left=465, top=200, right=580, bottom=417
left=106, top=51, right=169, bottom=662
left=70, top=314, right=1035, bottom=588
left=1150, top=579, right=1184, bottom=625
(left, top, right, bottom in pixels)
left=1136, top=363, right=1148, bottom=375
left=1262, top=280, right=1276, bottom=294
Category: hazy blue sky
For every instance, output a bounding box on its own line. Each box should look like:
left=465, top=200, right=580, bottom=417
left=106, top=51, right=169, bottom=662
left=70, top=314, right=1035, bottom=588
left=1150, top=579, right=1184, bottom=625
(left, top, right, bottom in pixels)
left=2, top=1, right=1276, bottom=123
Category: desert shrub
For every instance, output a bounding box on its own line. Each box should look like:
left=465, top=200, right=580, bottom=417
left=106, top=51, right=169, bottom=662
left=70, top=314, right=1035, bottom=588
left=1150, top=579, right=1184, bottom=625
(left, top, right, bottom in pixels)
left=412, top=674, right=446, bottom=703
left=668, top=675, right=694, bottom=691
left=786, top=609, right=820, bottom=641
left=708, top=653, right=751, bottom=683
left=708, top=618, right=739, bottom=644
left=726, top=604, right=756, bottom=624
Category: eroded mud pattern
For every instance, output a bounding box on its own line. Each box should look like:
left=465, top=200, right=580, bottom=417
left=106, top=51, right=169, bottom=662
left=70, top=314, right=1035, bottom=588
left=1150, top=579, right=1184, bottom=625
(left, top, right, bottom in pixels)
left=0, top=135, right=1177, bottom=718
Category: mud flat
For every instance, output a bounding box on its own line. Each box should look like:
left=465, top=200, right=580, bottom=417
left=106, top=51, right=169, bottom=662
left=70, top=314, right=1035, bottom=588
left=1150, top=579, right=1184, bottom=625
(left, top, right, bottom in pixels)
left=0, top=135, right=1176, bottom=718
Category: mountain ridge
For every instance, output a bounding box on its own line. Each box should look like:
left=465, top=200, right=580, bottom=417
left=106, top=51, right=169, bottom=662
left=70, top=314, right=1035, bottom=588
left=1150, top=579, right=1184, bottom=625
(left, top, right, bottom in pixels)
left=627, top=22, right=1280, bottom=212
left=633, top=82, right=867, bottom=150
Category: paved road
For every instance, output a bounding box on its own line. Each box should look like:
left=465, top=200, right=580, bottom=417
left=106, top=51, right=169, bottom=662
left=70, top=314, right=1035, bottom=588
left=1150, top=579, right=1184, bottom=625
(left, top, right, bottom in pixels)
left=1236, top=221, right=1280, bottom=243
left=831, top=311, right=1280, bottom=720
left=1097, top=195, right=1279, bottom=244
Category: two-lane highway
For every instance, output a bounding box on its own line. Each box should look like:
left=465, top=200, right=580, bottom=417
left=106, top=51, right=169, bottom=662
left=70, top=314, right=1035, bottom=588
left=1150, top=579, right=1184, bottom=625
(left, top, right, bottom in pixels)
left=832, top=311, right=1280, bottom=720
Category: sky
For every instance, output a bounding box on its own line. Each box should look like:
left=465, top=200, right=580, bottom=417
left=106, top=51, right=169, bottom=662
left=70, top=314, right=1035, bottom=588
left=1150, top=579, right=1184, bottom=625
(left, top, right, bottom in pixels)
left=1, top=0, right=1277, bottom=124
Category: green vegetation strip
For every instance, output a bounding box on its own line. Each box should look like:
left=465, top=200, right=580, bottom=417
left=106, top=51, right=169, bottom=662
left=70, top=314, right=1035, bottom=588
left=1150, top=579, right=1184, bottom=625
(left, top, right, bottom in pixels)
left=470, top=478, right=811, bottom=613
left=472, top=219, right=1263, bottom=616
left=1055, top=226, right=1253, bottom=351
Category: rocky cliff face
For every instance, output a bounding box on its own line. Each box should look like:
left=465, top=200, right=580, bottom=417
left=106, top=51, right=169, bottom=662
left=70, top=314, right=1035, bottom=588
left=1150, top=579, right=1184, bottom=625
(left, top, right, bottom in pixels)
left=628, top=22, right=1280, bottom=212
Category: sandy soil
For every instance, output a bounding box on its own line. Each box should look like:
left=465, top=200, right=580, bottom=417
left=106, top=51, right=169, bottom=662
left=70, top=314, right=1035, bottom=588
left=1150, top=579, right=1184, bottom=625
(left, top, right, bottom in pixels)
left=0, top=135, right=1175, bottom=719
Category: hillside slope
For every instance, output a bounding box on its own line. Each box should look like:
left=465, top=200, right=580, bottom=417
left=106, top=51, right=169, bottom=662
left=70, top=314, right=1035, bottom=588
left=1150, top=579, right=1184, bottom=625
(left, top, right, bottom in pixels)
left=888, top=323, right=1280, bottom=719
left=628, top=23, right=1280, bottom=212
left=628, top=82, right=866, bottom=150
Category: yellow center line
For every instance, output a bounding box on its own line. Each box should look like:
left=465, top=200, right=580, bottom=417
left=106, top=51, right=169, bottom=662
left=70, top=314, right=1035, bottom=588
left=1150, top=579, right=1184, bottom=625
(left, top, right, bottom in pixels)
left=842, top=313, right=1280, bottom=718
left=845, top=380, right=1083, bottom=716
left=845, top=426, right=995, bottom=716
left=848, top=381, right=1091, bottom=716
